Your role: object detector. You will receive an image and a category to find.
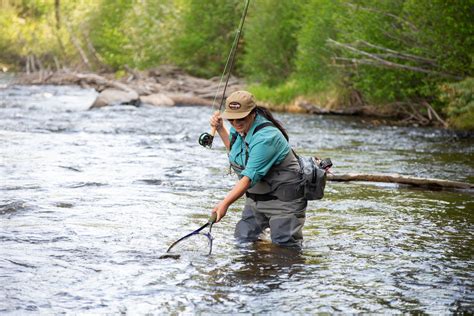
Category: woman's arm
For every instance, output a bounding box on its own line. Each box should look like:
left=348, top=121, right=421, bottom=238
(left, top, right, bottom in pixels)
left=210, top=111, right=230, bottom=150
left=212, top=176, right=251, bottom=222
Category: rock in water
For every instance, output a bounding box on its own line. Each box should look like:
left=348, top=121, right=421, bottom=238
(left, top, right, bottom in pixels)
left=158, top=254, right=181, bottom=260
left=140, top=93, right=175, bottom=107
left=90, top=88, right=139, bottom=109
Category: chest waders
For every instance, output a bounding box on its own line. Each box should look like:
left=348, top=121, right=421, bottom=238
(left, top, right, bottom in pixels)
left=229, top=122, right=304, bottom=202
left=229, top=123, right=307, bottom=247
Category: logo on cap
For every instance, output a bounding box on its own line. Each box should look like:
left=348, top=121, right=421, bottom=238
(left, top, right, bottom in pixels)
left=229, top=102, right=241, bottom=110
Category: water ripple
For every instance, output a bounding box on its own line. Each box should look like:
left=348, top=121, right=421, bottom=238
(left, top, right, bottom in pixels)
left=0, top=85, right=473, bottom=314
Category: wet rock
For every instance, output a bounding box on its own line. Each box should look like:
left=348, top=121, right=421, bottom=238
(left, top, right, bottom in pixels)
left=54, top=202, right=75, bottom=208
left=136, top=179, right=163, bottom=185
left=168, top=93, right=214, bottom=106
left=158, top=254, right=181, bottom=260
left=0, top=201, right=28, bottom=215
left=90, top=88, right=139, bottom=109
left=140, top=93, right=175, bottom=107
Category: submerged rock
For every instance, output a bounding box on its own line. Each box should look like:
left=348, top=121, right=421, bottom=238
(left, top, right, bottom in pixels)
left=158, top=254, right=181, bottom=260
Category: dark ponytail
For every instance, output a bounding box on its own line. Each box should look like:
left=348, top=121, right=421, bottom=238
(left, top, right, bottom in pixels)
left=254, top=106, right=289, bottom=141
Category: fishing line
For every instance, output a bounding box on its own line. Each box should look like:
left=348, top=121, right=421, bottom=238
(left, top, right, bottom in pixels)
left=199, top=0, right=251, bottom=148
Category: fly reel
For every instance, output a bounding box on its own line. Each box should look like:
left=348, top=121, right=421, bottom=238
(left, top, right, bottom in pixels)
left=198, top=132, right=214, bottom=148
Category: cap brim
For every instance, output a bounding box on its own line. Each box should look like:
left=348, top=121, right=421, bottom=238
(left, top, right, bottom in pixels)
left=221, top=110, right=252, bottom=120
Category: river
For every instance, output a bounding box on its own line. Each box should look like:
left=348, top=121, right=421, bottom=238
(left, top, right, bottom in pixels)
left=1, top=84, right=473, bottom=313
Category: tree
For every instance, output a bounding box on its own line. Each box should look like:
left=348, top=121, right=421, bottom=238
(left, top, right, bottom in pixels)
left=88, top=0, right=134, bottom=70
left=294, top=0, right=343, bottom=89
left=327, top=0, right=473, bottom=103
left=169, top=0, right=243, bottom=78
left=242, top=0, right=305, bottom=86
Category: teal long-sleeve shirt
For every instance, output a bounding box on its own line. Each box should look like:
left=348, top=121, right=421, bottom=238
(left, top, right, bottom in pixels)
left=228, top=114, right=290, bottom=187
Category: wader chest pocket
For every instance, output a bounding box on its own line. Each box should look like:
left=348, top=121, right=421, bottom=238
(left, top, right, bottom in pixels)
left=272, top=179, right=305, bottom=202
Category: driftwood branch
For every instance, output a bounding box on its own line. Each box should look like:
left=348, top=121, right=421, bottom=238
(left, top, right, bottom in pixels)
left=422, top=101, right=448, bottom=128
left=64, top=21, right=90, bottom=70
left=81, top=29, right=108, bottom=70
left=344, top=2, right=419, bottom=33
left=328, top=173, right=473, bottom=190
left=74, top=73, right=133, bottom=92
left=355, top=40, right=437, bottom=65
left=328, top=39, right=462, bottom=80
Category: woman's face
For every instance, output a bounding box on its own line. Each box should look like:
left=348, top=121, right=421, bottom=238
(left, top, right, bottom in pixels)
left=228, top=112, right=255, bottom=135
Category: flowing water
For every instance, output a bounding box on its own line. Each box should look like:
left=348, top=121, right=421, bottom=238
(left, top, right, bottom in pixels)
left=1, top=84, right=473, bottom=314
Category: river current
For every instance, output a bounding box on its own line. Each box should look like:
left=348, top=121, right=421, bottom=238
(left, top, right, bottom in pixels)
left=1, top=84, right=473, bottom=314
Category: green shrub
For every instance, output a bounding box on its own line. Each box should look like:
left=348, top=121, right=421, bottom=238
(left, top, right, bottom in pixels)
left=440, top=78, right=474, bottom=130
left=169, top=0, right=242, bottom=78
left=242, top=0, right=304, bottom=86
left=88, top=0, right=134, bottom=70
left=294, top=0, right=342, bottom=87
left=249, top=81, right=305, bottom=105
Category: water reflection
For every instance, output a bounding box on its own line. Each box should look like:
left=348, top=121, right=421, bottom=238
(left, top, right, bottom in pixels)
left=225, top=241, right=305, bottom=292
left=1, top=85, right=473, bottom=314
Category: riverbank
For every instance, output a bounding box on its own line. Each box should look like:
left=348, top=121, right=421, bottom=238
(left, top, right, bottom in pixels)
left=8, top=68, right=448, bottom=128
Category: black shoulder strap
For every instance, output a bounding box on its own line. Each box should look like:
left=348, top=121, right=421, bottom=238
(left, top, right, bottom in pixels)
left=229, top=132, right=238, bottom=151
left=229, top=122, right=275, bottom=153
left=252, top=122, right=274, bottom=135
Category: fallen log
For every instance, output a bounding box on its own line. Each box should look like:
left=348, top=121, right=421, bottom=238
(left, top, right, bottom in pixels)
left=75, top=73, right=134, bottom=92
left=327, top=173, right=474, bottom=190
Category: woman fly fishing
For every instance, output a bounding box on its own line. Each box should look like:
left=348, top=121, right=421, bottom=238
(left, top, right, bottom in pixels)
left=209, top=90, right=307, bottom=248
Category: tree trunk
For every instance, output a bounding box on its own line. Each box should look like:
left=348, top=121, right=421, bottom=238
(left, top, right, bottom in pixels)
left=328, top=173, right=473, bottom=190
left=64, top=21, right=90, bottom=70
left=55, top=0, right=61, bottom=30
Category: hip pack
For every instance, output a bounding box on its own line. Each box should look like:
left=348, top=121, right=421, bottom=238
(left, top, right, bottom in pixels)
left=296, top=154, right=332, bottom=200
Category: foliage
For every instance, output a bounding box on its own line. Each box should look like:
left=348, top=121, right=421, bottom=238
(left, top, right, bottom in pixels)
left=293, top=0, right=343, bottom=87
left=87, top=0, right=135, bottom=70
left=331, top=1, right=425, bottom=102
left=131, top=0, right=179, bottom=69
left=168, top=0, right=243, bottom=78
left=403, top=0, right=474, bottom=77
left=0, top=0, right=473, bottom=129
left=440, top=78, right=474, bottom=130
left=328, top=0, right=473, bottom=106
left=242, top=0, right=304, bottom=86
left=249, top=80, right=307, bottom=105
left=249, top=79, right=339, bottom=109
left=0, top=0, right=98, bottom=70
left=0, top=1, right=58, bottom=69
left=88, top=0, right=176, bottom=70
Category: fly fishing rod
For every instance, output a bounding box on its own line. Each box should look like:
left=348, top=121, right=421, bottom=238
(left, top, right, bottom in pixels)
left=198, top=0, right=250, bottom=148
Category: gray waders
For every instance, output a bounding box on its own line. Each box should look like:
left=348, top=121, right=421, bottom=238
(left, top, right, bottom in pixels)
left=233, top=151, right=308, bottom=247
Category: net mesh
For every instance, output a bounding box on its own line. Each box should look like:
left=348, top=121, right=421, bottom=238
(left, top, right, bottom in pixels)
left=168, top=233, right=212, bottom=255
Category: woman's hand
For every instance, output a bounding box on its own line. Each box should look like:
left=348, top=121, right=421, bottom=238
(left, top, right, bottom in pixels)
left=212, top=200, right=229, bottom=223
left=209, top=110, right=223, bottom=131
left=210, top=177, right=251, bottom=223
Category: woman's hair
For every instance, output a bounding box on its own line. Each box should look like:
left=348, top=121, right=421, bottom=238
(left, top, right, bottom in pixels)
left=254, top=106, right=289, bottom=141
